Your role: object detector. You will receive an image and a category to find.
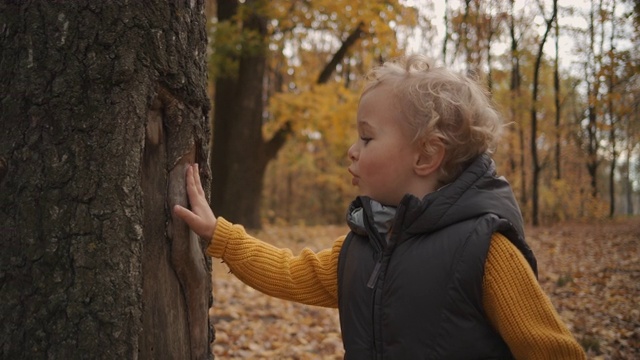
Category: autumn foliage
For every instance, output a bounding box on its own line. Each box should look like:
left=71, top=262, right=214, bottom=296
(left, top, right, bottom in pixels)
left=205, top=2, right=640, bottom=356
left=206, top=0, right=640, bottom=227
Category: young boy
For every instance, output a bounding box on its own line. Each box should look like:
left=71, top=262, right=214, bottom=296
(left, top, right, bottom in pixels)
left=174, top=55, right=586, bottom=359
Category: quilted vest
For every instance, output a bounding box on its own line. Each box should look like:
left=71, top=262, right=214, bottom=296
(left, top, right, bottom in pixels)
left=337, top=154, right=536, bottom=359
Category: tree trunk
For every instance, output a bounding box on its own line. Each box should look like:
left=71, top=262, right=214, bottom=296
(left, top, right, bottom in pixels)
left=554, top=14, right=562, bottom=180
left=442, top=0, right=450, bottom=64
left=530, top=0, right=557, bottom=226
left=585, top=0, right=601, bottom=199
left=0, top=1, right=213, bottom=359
left=625, top=142, right=635, bottom=215
left=211, top=0, right=272, bottom=229
left=211, top=0, right=364, bottom=229
left=607, top=2, right=617, bottom=218
left=486, top=2, right=495, bottom=93
left=508, top=0, right=527, bottom=209
left=625, top=108, right=637, bottom=215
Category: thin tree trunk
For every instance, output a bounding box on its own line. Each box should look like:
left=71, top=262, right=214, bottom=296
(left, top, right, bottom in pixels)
left=519, top=128, right=528, bottom=206
left=585, top=0, right=602, bottom=199
left=486, top=0, right=495, bottom=92
left=554, top=13, right=562, bottom=180
left=625, top=139, right=635, bottom=215
left=443, top=0, right=450, bottom=64
left=608, top=0, right=617, bottom=218
left=508, top=0, right=527, bottom=208
left=530, top=0, right=557, bottom=226
left=625, top=106, right=637, bottom=215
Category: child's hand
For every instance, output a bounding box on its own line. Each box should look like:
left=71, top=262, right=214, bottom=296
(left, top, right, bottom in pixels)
left=173, top=163, right=217, bottom=242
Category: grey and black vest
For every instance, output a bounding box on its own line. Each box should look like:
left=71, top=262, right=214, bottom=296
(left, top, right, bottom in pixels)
left=337, top=154, right=537, bottom=359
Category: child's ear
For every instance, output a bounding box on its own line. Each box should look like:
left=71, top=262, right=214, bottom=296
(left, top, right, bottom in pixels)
left=414, top=140, right=445, bottom=177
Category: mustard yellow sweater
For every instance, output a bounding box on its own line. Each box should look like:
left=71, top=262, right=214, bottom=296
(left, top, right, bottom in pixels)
left=208, top=217, right=586, bottom=359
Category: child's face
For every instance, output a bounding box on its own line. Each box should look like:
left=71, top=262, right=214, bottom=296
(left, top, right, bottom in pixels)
left=347, top=84, right=422, bottom=206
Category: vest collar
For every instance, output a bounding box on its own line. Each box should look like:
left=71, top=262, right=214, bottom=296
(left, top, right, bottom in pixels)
left=347, top=199, right=397, bottom=236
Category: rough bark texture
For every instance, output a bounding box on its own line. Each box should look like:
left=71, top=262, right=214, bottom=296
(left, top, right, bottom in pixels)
left=0, top=1, right=213, bottom=359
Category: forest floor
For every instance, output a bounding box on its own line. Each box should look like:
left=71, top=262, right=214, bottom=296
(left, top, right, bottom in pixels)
left=209, top=217, right=639, bottom=359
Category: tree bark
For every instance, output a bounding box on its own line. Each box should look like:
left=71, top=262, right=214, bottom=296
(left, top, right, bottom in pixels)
left=0, top=1, right=212, bottom=359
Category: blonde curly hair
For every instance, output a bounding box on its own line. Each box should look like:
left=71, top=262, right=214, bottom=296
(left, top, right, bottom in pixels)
left=363, top=54, right=503, bottom=185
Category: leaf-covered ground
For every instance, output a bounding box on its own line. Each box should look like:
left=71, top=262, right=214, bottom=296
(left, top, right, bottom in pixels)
left=209, top=218, right=639, bottom=359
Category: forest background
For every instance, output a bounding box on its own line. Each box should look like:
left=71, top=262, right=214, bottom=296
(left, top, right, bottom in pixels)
left=205, top=0, right=640, bottom=229
left=204, top=0, right=640, bottom=357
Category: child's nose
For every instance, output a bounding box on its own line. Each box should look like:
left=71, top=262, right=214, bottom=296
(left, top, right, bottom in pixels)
left=348, top=143, right=358, bottom=161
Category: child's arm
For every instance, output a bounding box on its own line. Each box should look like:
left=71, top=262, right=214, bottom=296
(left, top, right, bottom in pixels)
left=173, top=163, right=340, bottom=308
left=209, top=217, right=342, bottom=308
left=483, top=233, right=586, bottom=359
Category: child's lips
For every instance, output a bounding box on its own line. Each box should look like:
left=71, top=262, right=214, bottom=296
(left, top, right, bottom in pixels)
left=348, top=169, right=359, bottom=186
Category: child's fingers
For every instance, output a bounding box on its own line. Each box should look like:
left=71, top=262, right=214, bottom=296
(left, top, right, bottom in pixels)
left=185, top=166, right=199, bottom=201
left=177, top=168, right=217, bottom=240
left=173, top=205, right=197, bottom=226
left=173, top=204, right=215, bottom=240
left=193, top=163, right=204, bottom=196
left=185, top=165, right=210, bottom=213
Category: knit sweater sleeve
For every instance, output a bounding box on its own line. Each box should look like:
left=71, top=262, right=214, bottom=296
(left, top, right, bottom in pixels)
left=206, top=217, right=342, bottom=308
left=483, top=233, right=586, bottom=359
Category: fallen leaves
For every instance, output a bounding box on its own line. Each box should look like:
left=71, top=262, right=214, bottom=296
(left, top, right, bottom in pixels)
left=530, top=218, right=640, bottom=359
left=210, top=219, right=639, bottom=359
left=211, top=280, right=343, bottom=359
left=211, top=225, right=345, bottom=359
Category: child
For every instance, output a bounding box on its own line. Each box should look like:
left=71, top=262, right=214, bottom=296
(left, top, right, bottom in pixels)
left=174, top=55, right=586, bottom=359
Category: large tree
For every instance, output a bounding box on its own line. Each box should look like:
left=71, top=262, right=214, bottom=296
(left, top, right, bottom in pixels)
left=0, top=1, right=213, bottom=358
left=210, top=0, right=373, bottom=229
left=211, top=0, right=281, bottom=230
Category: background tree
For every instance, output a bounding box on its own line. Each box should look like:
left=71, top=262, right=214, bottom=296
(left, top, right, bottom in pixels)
left=605, top=0, right=619, bottom=218
left=554, top=6, right=562, bottom=180
left=506, top=0, right=530, bottom=209
left=209, top=0, right=418, bottom=228
left=583, top=0, right=606, bottom=200
left=447, top=0, right=507, bottom=90
left=210, top=0, right=278, bottom=230
left=261, top=1, right=421, bottom=225
left=0, top=1, right=213, bottom=358
left=530, top=0, right=557, bottom=226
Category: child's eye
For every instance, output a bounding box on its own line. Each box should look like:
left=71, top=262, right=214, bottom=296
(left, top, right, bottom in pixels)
left=360, top=137, right=372, bottom=145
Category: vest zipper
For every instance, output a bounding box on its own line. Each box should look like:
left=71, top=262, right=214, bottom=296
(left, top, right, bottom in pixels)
left=367, top=231, right=388, bottom=289
left=363, top=207, right=395, bottom=357
left=369, top=252, right=384, bottom=357
left=366, top=260, right=382, bottom=289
